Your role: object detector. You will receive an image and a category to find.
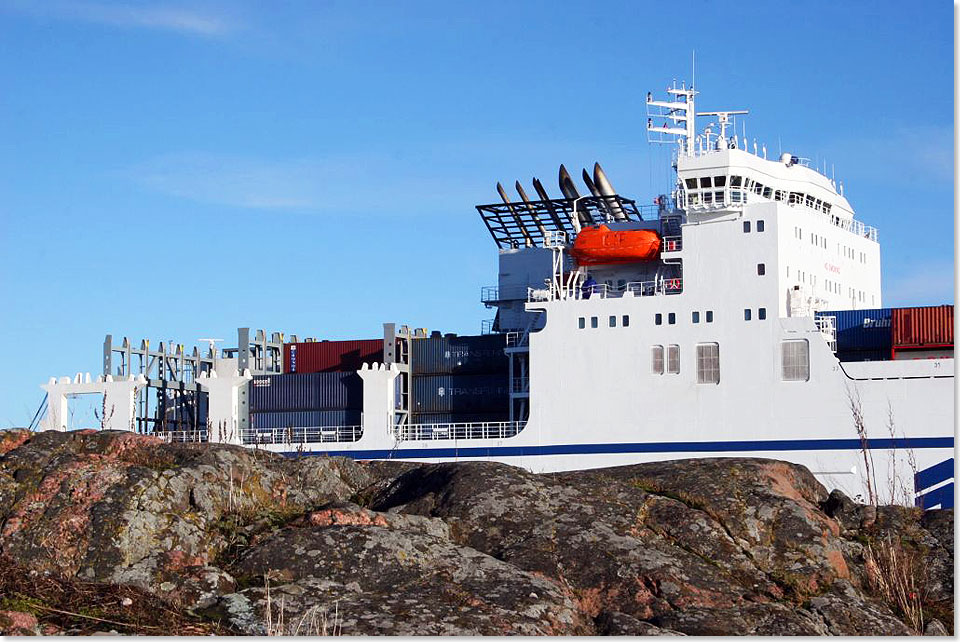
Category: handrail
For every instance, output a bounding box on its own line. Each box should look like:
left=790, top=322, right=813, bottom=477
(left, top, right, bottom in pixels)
left=154, top=429, right=209, bottom=443
left=394, top=421, right=525, bottom=441
left=528, top=278, right=683, bottom=302
left=241, top=425, right=364, bottom=446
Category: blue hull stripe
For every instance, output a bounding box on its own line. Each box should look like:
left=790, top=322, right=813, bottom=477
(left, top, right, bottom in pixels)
left=914, top=458, right=955, bottom=491
left=915, top=482, right=955, bottom=510
left=280, top=436, right=954, bottom=460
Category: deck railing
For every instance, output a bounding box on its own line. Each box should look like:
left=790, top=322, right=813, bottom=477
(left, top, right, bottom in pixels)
left=528, top=278, right=683, bottom=302
left=393, top=421, right=525, bottom=442
left=241, top=425, right=364, bottom=446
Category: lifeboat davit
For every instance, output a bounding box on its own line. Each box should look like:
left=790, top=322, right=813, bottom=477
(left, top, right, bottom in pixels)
left=569, top=224, right=661, bottom=265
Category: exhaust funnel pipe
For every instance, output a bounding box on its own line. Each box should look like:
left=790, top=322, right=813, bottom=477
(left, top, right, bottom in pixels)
left=532, top=177, right=567, bottom=231
left=497, top=182, right=533, bottom=247
left=593, top=162, right=626, bottom=220
left=515, top=181, right=547, bottom=237
left=559, top=164, right=590, bottom=229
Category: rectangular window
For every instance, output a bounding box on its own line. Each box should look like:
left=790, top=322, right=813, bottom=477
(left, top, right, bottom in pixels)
left=692, top=311, right=700, bottom=323
left=655, top=313, right=662, bottom=326
left=706, top=311, right=714, bottom=323
left=609, top=315, right=616, bottom=327
left=757, top=263, right=765, bottom=276
left=578, top=317, right=585, bottom=329
left=667, top=345, right=680, bottom=374
left=757, top=220, right=765, bottom=232
left=699, top=176, right=712, bottom=188
left=743, top=221, right=751, bottom=233
left=758, top=307, right=767, bottom=320
left=668, top=312, right=676, bottom=325
left=744, top=308, right=752, bottom=321
left=696, top=343, right=720, bottom=384
left=622, top=315, right=630, bottom=327
left=730, top=175, right=742, bottom=187
left=685, top=178, right=697, bottom=189
left=651, top=345, right=664, bottom=375
left=781, top=340, right=810, bottom=381
left=591, top=317, right=598, bottom=328
left=714, top=175, right=727, bottom=187
left=762, top=187, right=772, bottom=199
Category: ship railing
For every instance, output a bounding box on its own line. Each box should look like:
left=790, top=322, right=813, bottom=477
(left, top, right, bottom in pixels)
left=815, top=315, right=838, bottom=353
left=511, top=376, right=529, bottom=393
left=393, top=421, right=525, bottom=442
left=240, top=425, right=364, bottom=446
left=505, top=331, right=522, bottom=347
left=481, top=284, right=529, bottom=304
left=528, top=278, right=683, bottom=302
left=661, top=236, right=683, bottom=252
left=154, top=429, right=209, bottom=443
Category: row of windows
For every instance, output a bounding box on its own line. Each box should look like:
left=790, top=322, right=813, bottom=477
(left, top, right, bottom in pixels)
left=649, top=340, right=809, bottom=384
left=791, top=229, right=870, bottom=266
left=744, top=308, right=768, bottom=320
left=656, top=310, right=715, bottom=326
left=578, top=315, right=631, bottom=329
left=683, top=176, right=833, bottom=216
left=743, top=219, right=765, bottom=233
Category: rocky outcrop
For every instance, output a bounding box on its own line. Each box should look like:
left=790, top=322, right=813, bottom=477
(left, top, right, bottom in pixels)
left=0, top=429, right=952, bottom=635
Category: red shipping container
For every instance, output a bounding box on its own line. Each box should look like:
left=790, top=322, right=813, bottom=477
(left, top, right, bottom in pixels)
left=284, top=339, right=384, bottom=373
left=892, top=306, right=954, bottom=349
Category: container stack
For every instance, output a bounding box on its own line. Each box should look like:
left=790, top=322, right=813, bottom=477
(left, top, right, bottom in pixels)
left=892, top=305, right=954, bottom=360
left=817, top=308, right=893, bottom=362
left=816, top=305, right=954, bottom=362
left=411, top=333, right=509, bottom=424
left=248, top=371, right=363, bottom=434
left=283, top=339, right=383, bottom=374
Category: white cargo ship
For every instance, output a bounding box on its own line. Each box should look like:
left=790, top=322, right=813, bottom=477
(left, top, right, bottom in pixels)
left=39, top=79, right=954, bottom=508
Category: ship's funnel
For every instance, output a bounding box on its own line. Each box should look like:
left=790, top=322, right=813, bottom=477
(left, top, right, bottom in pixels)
left=593, top=162, right=626, bottom=220
left=497, top=182, right=533, bottom=247
left=559, top=164, right=590, bottom=229
left=515, top=181, right=547, bottom=237
left=532, top=177, right=567, bottom=231
left=582, top=167, right=613, bottom=221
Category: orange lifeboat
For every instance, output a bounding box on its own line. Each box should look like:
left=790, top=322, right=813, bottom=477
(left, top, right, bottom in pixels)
left=569, top=224, right=661, bottom=265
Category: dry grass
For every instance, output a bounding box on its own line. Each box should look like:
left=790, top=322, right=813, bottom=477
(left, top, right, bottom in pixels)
left=262, top=570, right=342, bottom=636
left=864, top=534, right=928, bottom=632
left=0, top=552, right=233, bottom=635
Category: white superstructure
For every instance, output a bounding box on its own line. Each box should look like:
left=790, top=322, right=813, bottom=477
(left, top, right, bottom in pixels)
left=40, top=79, right=954, bottom=509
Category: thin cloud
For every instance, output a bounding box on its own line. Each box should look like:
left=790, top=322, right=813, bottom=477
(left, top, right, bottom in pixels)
left=1, top=0, right=236, bottom=36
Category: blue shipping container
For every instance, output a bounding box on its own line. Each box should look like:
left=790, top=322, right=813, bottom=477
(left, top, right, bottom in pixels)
left=412, top=374, right=509, bottom=414
left=249, top=372, right=363, bottom=412
left=835, top=349, right=890, bottom=363
left=412, top=334, right=508, bottom=375
left=817, top=308, right=892, bottom=352
left=250, top=409, right=362, bottom=430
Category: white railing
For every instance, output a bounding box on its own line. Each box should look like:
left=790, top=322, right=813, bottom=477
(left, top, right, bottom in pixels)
left=662, top=236, right=683, bottom=252
left=393, top=421, right=525, bottom=442
left=154, top=429, right=209, bottom=443
left=528, top=278, right=683, bottom=302
left=815, top=315, right=838, bottom=353
left=241, top=425, right=364, bottom=446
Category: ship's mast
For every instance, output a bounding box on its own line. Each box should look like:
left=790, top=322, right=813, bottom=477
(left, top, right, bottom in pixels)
left=646, top=81, right=697, bottom=156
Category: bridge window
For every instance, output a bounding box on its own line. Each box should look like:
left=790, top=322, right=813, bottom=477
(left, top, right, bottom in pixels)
left=714, top=176, right=726, bottom=187
left=781, top=340, right=810, bottom=381
left=700, top=176, right=712, bottom=188
left=696, top=343, right=720, bottom=384
left=730, top=175, right=742, bottom=187
left=685, top=178, right=697, bottom=189
left=762, top=187, right=772, bottom=199
left=651, top=345, right=664, bottom=375
left=774, top=190, right=785, bottom=201
left=667, top=345, right=680, bottom=374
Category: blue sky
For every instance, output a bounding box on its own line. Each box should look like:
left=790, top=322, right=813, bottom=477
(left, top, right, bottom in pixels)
left=0, top=1, right=954, bottom=427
